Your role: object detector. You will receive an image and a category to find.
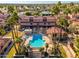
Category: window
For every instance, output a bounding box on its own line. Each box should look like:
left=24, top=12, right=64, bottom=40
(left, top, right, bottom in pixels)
left=43, top=17, right=47, bottom=22
left=29, top=17, right=33, bottom=22
left=53, top=33, right=57, bottom=37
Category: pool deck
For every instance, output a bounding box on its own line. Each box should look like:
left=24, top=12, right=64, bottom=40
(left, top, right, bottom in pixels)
left=43, top=36, right=53, bottom=53
left=24, top=36, right=32, bottom=46
left=24, top=35, right=53, bottom=54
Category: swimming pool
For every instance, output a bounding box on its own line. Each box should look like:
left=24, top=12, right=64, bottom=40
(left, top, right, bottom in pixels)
left=29, top=34, right=45, bottom=48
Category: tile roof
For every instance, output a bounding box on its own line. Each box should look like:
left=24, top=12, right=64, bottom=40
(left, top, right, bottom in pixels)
left=46, top=27, right=66, bottom=34
left=0, top=18, right=5, bottom=26
left=0, top=13, right=9, bottom=19
left=0, top=38, right=10, bottom=51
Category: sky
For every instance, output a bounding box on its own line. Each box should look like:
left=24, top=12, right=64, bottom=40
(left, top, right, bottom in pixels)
left=0, top=0, right=79, bottom=4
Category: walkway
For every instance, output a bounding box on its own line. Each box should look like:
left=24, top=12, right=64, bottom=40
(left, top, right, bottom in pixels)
left=60, top=43, right=75, bottom=58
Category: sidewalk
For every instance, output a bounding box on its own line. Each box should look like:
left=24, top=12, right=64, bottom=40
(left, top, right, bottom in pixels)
left=62, top=45, right=73, bottom=58
left=67, top=42, right=76, bottom=57
left=60, top=43, right=75, bottom=58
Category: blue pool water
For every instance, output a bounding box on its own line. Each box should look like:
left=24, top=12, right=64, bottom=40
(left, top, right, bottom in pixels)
left=29, top=34, right=45, bottom=48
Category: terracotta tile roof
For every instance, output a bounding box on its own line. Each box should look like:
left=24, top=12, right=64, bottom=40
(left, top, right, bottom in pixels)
left=0, top=18, right=4, bottom=22
left=72, top=20, right=79, bottom=25
left=46, top=27, right=66, bottom=34
left=0, top=38, right=10, bottom=51
left=0, top=18, right=5, bottom=26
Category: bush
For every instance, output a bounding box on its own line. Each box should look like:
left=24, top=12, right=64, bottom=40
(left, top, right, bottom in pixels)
left=25, top=11, right=32, bottom=16
left=0, top=28, right=6, bottom=36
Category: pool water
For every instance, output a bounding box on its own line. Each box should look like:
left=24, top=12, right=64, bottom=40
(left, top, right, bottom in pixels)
left=29, top=34, right=45, bottom=48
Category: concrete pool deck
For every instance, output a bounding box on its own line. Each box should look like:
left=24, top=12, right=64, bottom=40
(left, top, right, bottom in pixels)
left=24, top=36, right=32, bottom=46
left=24, top=35, right=53, bottom=50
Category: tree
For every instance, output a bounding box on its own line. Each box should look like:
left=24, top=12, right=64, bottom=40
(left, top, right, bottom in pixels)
left=68, top=24, right=79, bottom=34
left=8, top=6, right=15, bottom=14
left=6, top=11, right=19, bottom=53
left=6, top=16, right=18, bottom=53
left=70, top=2, right=74, bottom=6
left=46, top=43, right=49, bottom=52
left=57, top=17, right=70, bottom=31
left=23, top=44, right=30, bottom=56
left=25, top=11, right=32, bottom=16
left=63, top=8, right=71, bottom=15
left=12, top=11, right=19, bottom=38
left=39, top=47, right=44, bottom=54
left=57, top=1, right=62, bottom=6
left=71, top=6, right=79, bottom=14
left=51, top=5, right=60, bottom=15
left=56, top=17, right=70, bottom=43
left=0, top=27, right=6, bottom=36
left=0, top=5, right=4, bottom=8
left=33, top=12, right=40, bottom=16
left=15, top=37, right=23, bottom=54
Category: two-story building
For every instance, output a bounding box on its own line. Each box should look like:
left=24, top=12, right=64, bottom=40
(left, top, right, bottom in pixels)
left=0, top=13, right=9, bottom=27
left=19, top=15, right=57, bottom=29
left=0, top=37, right=13, bottom=57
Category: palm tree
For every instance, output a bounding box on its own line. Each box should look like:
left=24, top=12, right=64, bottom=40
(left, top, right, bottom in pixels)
left=6, top=11, right=19, bottom=53
left=7, top=5, right=15, bottom=14
left=6, top=17, right=18, bottom=53
left=12, top=11, right=19, bottom=38
left=57, top=16, right=70, bottom=31
left=46, top=43, right=49, bottom=52
left=71, top=6, right=79, bottom=15
left=15, top=37, right=23, bottom=54
left=51, top=5, right=60, bottom=15
left=57, top=1, right=62, bottom=10
left=56, top=16, right=71, bottom=44
left=63, top=8, right=71, bottom=15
